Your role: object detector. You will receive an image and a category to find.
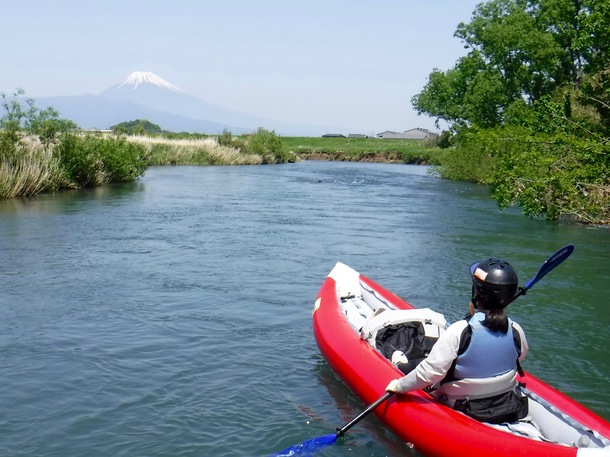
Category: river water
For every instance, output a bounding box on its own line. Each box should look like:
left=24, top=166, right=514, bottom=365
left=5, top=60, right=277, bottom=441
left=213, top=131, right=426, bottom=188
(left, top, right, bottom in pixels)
left=0, top=162, right=608, bottom=457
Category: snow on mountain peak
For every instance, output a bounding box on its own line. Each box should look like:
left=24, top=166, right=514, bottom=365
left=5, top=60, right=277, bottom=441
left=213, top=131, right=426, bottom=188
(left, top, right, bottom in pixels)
left=117, top=71, right=183, bottom=92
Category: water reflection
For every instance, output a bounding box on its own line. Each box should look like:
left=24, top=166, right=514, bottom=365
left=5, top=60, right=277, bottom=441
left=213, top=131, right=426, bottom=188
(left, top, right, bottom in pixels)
left=312, top=358, right=422, bottom=456
left=0, top=181, right=144, bottom=215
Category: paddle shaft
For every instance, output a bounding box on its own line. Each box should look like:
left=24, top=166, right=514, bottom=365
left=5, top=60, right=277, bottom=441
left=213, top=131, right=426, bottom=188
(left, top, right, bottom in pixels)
left=336, top=392, right=393, bottom=437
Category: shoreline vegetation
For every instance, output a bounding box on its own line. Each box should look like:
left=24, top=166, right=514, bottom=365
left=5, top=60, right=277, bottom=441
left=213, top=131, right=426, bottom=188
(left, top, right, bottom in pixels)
left=0, top=93, right=443, bottom=198
left=1, top=92, right=608, bottom=225
left=3, top=1, right=610, bottom=224
left=135, top=134, right=442, bottom=165
left=0, top=127, right=442, bottom=193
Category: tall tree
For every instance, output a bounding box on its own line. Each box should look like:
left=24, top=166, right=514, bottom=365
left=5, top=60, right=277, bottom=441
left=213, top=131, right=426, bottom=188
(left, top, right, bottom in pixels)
left=413, top=0, right=610, bottom=223
left=412, top=0, right=609, bottom=130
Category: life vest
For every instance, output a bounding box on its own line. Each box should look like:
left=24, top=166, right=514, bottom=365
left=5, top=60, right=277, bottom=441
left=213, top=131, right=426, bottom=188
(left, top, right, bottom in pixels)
left=454, top=312, right=518, bottom=379
left=434, top=312, right=521, bottom=402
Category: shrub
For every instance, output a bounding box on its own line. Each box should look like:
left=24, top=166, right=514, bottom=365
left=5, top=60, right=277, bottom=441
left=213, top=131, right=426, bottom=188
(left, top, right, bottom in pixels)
left=436, top=129, right=497, bottom=183
left=488, top=127, right=610, bottom=223
left=1, top=89, right=77, bottom=149
left=247, top=127, right=293, bottom=163
left=57, top=134, right=147, bottom=187
left=217, top=129, right=234, bottom=148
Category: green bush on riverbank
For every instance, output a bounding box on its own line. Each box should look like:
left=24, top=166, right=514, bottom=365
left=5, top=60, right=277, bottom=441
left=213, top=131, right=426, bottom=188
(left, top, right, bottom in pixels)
left=58, top=134, right=147, bottom=187
left=0, top=91, right=149, bottom=197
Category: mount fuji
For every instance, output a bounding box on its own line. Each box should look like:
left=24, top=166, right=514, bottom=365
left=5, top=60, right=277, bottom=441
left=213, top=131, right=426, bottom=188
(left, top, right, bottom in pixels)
left=35, top=71, right=325, bottom=135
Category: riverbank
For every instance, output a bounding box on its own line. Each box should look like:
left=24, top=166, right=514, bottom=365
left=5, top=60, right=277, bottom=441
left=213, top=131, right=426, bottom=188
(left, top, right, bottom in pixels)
left=135, top=134, right=443, bottom=166
left=280, top=136, right=443, bottom=165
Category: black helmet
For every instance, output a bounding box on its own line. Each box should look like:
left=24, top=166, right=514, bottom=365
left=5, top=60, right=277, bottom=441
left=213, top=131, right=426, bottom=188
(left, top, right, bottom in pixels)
left=470, top=258, right=518, bottom=309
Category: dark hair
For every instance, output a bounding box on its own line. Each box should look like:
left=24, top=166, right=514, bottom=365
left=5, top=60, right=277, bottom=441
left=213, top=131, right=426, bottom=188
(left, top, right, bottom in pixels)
left=481, top=308, right=509, bottom=333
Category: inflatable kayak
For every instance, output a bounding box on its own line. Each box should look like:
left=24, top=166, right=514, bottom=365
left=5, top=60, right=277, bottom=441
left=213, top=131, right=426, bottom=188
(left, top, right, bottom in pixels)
left=312, top=262, right=610, bottom=457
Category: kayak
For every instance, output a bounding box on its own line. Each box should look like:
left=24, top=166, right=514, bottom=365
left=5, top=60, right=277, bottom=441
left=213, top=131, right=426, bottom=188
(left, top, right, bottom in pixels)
left=312, top=262, right=610, bottom=457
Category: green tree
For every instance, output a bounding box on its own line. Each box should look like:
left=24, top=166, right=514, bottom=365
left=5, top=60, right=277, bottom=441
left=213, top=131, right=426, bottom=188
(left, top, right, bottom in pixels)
left=110, top=119, right=162, bottom=135
left=1, top=89, right=77, bottom=156
left=414, top=0, right=610, bottom=223
left=413, top=0, right=610, bottom=130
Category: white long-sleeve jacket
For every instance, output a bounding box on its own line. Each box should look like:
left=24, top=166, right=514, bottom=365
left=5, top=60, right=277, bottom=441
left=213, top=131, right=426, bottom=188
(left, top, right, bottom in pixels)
left=392, top=317, right=528, bottom=397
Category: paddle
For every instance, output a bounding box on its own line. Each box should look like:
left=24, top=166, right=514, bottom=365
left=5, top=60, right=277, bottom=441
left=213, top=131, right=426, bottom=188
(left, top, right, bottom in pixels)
left=270, top=392, right=393, bottom=456
left=508, top=244, right=574, bottom=305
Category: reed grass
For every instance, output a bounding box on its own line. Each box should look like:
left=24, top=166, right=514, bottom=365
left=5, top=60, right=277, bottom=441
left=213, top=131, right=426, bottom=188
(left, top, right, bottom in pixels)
left=128, top=136, right=263, bottom=166
left=0, top=137, right=66, bottom=198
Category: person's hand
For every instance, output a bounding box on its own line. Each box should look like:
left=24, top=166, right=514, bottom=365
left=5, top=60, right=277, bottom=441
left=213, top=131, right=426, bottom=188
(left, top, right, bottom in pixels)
left=385, top=379, right=403, bottom=393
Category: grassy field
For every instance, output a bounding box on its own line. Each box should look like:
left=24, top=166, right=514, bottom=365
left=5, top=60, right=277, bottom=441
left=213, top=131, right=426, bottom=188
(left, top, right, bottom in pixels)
left=280, top=136, right=444, bottom=164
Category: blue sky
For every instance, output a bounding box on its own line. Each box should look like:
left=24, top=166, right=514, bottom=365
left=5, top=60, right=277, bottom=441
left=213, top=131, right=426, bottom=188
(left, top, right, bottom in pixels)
left=2, top=1, right=482, bottom=135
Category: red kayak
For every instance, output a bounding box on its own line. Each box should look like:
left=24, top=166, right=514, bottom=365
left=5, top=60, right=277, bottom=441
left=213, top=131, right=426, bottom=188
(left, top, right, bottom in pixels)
left=313, top=262, right=610, bottom=456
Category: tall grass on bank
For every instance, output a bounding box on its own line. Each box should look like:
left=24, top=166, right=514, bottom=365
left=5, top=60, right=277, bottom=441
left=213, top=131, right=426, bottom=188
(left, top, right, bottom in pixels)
left=129, top=136, right=264, bottom=166
left=0, top=137, right=65, bottom=198
left=0, top=133, right=148, bottom=198
left=133, top=127, right=296, bottom=165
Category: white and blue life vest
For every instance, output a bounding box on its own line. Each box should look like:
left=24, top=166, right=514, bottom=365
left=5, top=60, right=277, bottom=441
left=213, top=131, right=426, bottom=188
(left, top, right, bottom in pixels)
left=433, top=312, right=524, bottom=404
left=453, top=312, right=518, bottom=380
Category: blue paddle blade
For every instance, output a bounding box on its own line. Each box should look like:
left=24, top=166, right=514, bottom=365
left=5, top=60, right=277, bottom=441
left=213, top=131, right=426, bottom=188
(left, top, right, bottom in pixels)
left=270, top=433, right=338, bottom=456
left=524, top=244, right=574, bottom=289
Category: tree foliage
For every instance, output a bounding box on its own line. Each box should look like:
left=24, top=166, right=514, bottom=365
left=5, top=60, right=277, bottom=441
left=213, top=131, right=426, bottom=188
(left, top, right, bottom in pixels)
left=216, top=128, right=294, bottom=163
left=414, top=0, right=610, bottom=223
left=110, top=119, right=162, bottom=135
left=57, top=134, right=147, bottom=187
left=1, top=89, right=77, bottom=157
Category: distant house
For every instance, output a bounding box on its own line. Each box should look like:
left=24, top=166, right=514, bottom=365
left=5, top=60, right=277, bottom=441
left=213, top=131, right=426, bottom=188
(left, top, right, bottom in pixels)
left=347, top=133, right=368, bottom=139
left=402, top=128, right=439, bottom=140
left=322, top=133, right=346, bottom=138
left=376, top=130, right=411, bottom=139
left=377, top=128, right=439, bottom=140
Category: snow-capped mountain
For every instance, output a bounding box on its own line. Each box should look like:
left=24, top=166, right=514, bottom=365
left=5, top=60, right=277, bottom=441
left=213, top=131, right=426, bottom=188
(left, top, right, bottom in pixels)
left=98, top=71, right=303, bottom=133
left=110, top=71, right=184, bottom=93
left=33, top=71, right=328, bottom=135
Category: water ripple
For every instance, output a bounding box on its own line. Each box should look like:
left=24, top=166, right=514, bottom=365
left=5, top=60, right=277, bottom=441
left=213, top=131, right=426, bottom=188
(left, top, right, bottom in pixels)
left=0, top=163, right=608, bottom=456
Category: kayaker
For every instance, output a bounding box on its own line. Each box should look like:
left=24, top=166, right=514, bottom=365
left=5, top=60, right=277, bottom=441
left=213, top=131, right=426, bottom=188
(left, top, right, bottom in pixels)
left=385, top=258, right=529, bottom=424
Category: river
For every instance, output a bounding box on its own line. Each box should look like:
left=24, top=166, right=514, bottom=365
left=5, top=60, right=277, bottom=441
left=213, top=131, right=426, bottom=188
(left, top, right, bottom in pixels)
left=0, top=162, right=608, bottom=456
